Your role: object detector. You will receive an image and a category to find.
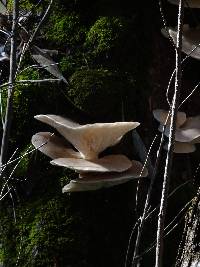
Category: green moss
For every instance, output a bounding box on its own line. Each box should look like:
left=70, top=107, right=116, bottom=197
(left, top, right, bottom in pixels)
left=1, top=196, right=89, bottom=267
left=45, top=12, right=86, bottom=46
left=67, top=68, right=132, bottom=119
left=0, top=68, right=73, bottom=147
left=14, top=145, right=33, bottom=177
left=85, top=17, right=127, bottom=55
left=7, top=0, right=36, bottom=10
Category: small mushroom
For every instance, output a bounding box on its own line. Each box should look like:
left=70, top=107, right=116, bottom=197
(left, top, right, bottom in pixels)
left=169, top=25, right=200, bottom=60
left=164, top=141, right=196, bottom=153
left=62, top=160, right=148, bottom=192
left=158, top=116, right=200, bottom=143
left=168, top=0, right=200, bottom=8
left=153, top=109, right=186, bottom=128
left=34, top=114, right=139, bottom=160
left=153, top=109, right=200, bottom=153
left=51, top=154, right=132, bottom=173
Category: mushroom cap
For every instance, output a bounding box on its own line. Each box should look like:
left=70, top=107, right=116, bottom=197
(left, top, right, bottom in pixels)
left=62, top=180, right=102, bottom=192
left=169, top=25, right=200, bottom=60
left=62, top=178, right=131, bottom=192
left=164, top=141, right=196, bottom=153
left=153, top=109, right=186, bottom=128
left=62, top=160, right=148, bottom=192
left=35, top=114, right=140, bottom=160
left=31, top=132, right=82, bottom=159
left=79, top=160, right=148, bottom=180
left=168, top=0, right=200, bottom=8
left=159, top=116, right=200, bottom=142
left=51, top=154, right=132, bottom=173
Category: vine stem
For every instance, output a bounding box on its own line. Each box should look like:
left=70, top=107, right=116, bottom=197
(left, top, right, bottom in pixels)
left=155, top=1, right=184, bottom=267
left=0, top=0, right=19, bottom=167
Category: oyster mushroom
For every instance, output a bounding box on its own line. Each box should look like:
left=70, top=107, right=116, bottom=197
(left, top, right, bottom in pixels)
left=51, top=155, right=132, bottom=173
left=152, top=109, right=186, bottom=128
left=164, top=141, right=196, bottom=153
left=168, top=25, right=200, bottom=60
left=153, top=109, right=200, bottom=153
left=62, top=160, right=148, bottom=192
left=34, top=114, right=139, bottom=160
left=32, top=115, right=147, bottom=192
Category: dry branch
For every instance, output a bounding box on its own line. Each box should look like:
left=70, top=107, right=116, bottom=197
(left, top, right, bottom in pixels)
left=155, top=1, right=184, bottom=266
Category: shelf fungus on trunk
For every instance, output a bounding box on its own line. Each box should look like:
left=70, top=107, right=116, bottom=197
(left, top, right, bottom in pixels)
left=153, top=109, right=200, bottom=153
left=168, top=0, right=200, bottom=8
left=32, top=115, right=148, bottom=192
left=167, top=25, right=200, bottom=60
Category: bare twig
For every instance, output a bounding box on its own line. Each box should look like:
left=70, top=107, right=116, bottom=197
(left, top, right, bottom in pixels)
left=136, top=198, right=192, bottom=262
left=134, top=133, right=157, bottom=217
left=15, top=0, right=53, bottom=75
left=131, top=132, right=166, bottom=267
left=130, top=109, right=172, bottom=267
left=145, top=180, right=192, bottom=221
left=16, top=78, right=62, bottom=84
left=179, top=80, right=200, bottom=108
left=155, top=1, right=184, bottom=266
left=0, top=0, right=19, bottom=166
left=125, top=220, right=140, bottom=267
left=166, top=44, right=200, bottom=107
left=18, top=62, right=59, bottom=74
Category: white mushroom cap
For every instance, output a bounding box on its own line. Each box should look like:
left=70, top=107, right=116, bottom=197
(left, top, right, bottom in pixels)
left=169, top=25, right=200, bottom=60
left=79, top=160, right=148, bottom=180
left=159, top=116, right=200, bottom=142
left=31, top=132, right=82, bottom=159
left=35, top=114, right=140, bottom=160
left=164, top=141, right=196, bottom=153
left=153, top=109, right=186, bottom=128
left=168, top=0, right=200, bottom=8
left=62, top=160, right=148, bottom=192
left=50, top=154, right=132, bottom=173
left=62, top=180, right=103, bottom=192
left=34, top=115, right=79, bottom=128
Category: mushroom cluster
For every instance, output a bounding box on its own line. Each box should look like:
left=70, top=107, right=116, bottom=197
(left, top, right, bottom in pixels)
left=153, top=109, right=200, bottom=153
left=31, top=115, right=148, bottom=192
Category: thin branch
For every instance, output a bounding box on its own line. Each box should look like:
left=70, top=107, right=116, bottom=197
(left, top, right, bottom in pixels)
left=145, top=180, right=192, bottom=221
left=16, top=78, right=62, bottom=84
left=15, top=0, right=53, bottom=75
left=134, top=133, right=157, bottom=217
left=179, top=80, right=200, bottom=108
left=137, top=198, right=192, bottom=261
left=0, top=133, right=55, bottom=170
left=0, top=0, right=19, bottom=166
left=124, top=220, right=140, bottom=267
left=18, top=62, right=59, bottom=74
left=155, top=1, right=184, bottom=266
left=0, top=69, right=5, bottom=127
left=166, top=43, right=200, bottom=106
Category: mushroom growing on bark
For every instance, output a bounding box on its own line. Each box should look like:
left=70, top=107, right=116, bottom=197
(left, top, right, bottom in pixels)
left=167, top=25, right=200, bottom=60
left=153, top=109, right=200, bottom=153
left=32, top=115, right=148, bottom=192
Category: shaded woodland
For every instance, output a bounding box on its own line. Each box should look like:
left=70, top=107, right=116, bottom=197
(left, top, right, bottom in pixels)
left=0, top=0, right=200, bottom=266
